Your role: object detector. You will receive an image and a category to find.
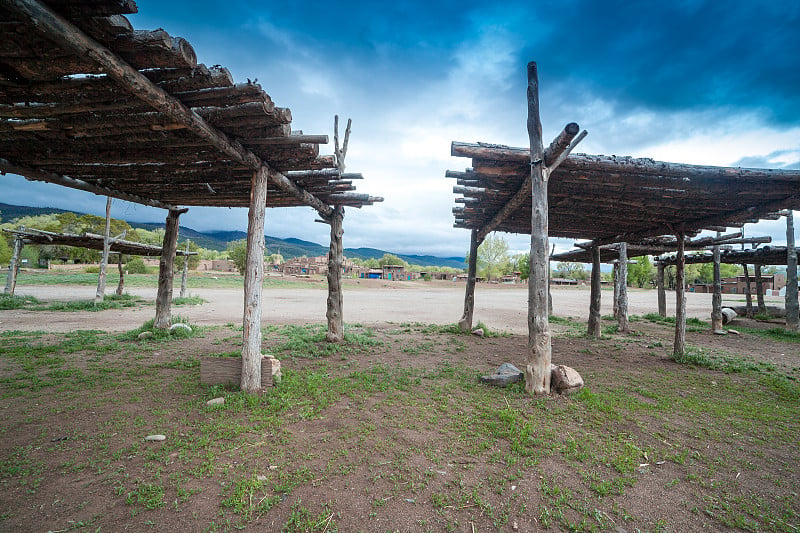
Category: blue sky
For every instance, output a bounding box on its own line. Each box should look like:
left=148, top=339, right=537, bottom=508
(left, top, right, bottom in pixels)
left=2, top=0, right=799, bottom=257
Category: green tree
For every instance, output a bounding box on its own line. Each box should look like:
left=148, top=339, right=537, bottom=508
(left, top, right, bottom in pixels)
left=628, top=256, right=655, bottom=288
left=510, top=253, right=530, bottom=280
left=554, top=262, right=587, bottom=280
left=0, top=234, right=10, bottom=265
left=226, top=239, right=247, bottom=275
left=174, top=240, right=201, bottom=271
left=476, top=234, right=509, bottom=281
left=378, top=253, right=407, bottom=267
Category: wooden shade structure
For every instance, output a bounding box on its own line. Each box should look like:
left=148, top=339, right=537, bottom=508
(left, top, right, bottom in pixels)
left=448, top=62, right=800, bottom=391
left=0, top=0, right=382, bottom=393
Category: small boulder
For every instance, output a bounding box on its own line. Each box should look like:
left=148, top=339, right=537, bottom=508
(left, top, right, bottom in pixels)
left=472, top=328, right=484, bottom=337
left=550, top=364, right=584, bottom=395
left=137, top=331, right=154, bottom=340
left=145, top=434, right=166, bottom=442
left=169, top=323, right=192, bottom=333
left=206, top=397, right=225, bottom=406
left=480, top=362, right=523, bottom=387
left=713, top=329, right=728, bottom=336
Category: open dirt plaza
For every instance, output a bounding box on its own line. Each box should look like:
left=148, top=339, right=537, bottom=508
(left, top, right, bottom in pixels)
left=0, top=279, right=798, bottom=532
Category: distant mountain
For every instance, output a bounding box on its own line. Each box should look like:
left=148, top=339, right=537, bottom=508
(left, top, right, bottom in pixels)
left=0, top=203, right=465, bottom=269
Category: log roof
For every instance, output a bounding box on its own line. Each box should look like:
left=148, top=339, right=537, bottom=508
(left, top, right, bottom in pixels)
left=5, top=227, right=197, bottom=256
left=0, top=0, right=382, bottom=211
left=449, top=141, right=800, bottom=246
left=657, top=246, right=800, bottom=267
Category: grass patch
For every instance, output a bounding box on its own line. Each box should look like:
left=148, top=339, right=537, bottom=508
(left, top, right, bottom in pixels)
left=0, top=294, right=41, bottom=309
left=172, top=295, right=207, bottom=306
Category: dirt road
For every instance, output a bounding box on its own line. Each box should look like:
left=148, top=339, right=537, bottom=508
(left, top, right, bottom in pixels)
left=1, top=279, right=781, bottom=333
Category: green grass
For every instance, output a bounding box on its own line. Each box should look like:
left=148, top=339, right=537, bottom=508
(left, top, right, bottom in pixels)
left=0, top=292, right=147, bottom=312
left=13, top=270, right=307, bottom=289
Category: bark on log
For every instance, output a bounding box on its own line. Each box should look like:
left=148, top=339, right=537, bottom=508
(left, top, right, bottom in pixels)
left=200, top=356, right=276, bottom=388
left=94, top=196, right=112, bottom=303
left=525, top=62, right=551, bottom=396
left=787, top=211, right=799, bottom=331
left=673, top=233, right=687, bottom=356
left=154, top=208, right=182, bottom=328
left=657, top=262, right=666, bottom=317
left=588, top=246, right=602, bottom=338
left=241, top=167, right=268, bottom=394
left=116, top=253, right=124, bottom=296
left=616, top=242, right=630, bottom=333
left=755, top=264, right=766, bottom=314
left=612, top=262, right=620, bottom=318
left=458, top=229, right=480, bottom=332
left=711, top=244, right=722, bottom=330
left=3, top=237, right=23, bottom=295
left=326, top=206, right=345, bottom=342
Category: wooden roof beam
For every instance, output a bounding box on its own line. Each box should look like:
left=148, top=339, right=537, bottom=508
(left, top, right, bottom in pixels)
left=6, top=0, right=334, bottom=217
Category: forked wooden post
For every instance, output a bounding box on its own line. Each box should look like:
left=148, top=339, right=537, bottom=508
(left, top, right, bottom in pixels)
left=711, top=241, right=722, bottom=330
left=241, top=167, right=269, bottom=393
left=180, top=239, right=190, bottom=299
left=754, top=264, right=766, bottom=315
left=525, top=62, right=551, bottom=395
left=458, top=229, right=480, bottom=332
left=587, top=246, right=602, bottom=338
left=656, top=262, right=666, bottom=317
left=3, top=236, right=23, bottom=295
left=616, top=242, right=630, bottom=333
left=94, top=196, right=112, bottom=303
left=326, top=206, right=345, bottom=342
left=786, top=211, right=799, bottom=331
left=673, top=232, right=687, bottom=356
left=154, top=208, right=183, bottom=329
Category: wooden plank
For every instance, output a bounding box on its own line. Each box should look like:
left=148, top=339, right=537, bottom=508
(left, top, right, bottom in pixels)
left=325, top=206, right=345, bottom=342
left=241, top=167, right=269, bottom=393
left=3, top=237, right=23, bottom=295
left=657, top=262, right=666, bottom=317
left=200, top=356, right=278, bottom=388
left=525, top=62, right=551, bottom=396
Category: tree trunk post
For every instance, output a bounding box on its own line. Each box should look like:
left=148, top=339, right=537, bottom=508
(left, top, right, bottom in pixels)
left=657, top=261, right=666, bottom=317
left=612, top=262, right=620, bottom=318
left=458, top=229, right=480, bottom=332
left=4, top=236, right=23, bottom=295
left=673, top=232, right=687, bottom=356
left=241, top=167, right=269, bottom=393
left=326, top=206, right=345, bottom=342
left=616, top=242, right=630, bottom=333
left=786, top=211, right=799, bottom=332
left=742, top=263, right=753, bottom=318
left=754, top=264, right=766, bottom=315
left=525, top=62, right=551, bottom=395
left=587, top=245, right=602, bottom=338
left=711, top=244, right=722, bottom=330
left=154, top=208, right=182, bottom=329
left=180, top=239, right=190, bottom=299
left=94, top=196, right=112, bottom=303
left=116, top=254, right=124, bottom=296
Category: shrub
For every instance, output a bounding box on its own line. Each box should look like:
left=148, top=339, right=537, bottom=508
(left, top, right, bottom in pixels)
left=125, top=257, right=148, bottom=274
left=84, top=265, right=100, bottom=273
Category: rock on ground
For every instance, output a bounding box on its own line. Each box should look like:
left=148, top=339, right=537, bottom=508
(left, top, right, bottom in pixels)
left=550, top=364, right=584, bottom=395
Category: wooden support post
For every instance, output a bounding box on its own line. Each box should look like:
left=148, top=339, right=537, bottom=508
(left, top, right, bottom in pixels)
left=711, top=243, right=722, bottom=330
left=587, top=246, right=602, bottom=338
left=116, top=254, right=124, bottom=296
left=786, top=211, right=799, bottom=331
left=4, top=236, right=23, bottom=295
left=241, top=167, right=269, bottom=393
left=180, top=239, right=190, bottom=299
left=154, top=208, right=182, bottom=329
left=94, top=196, right=112, bottom=303
left=612, top=262, right=620, bottom=318
left=616, top=242, right=630, bottom=333
left=458, top=229, right=480, bottom=332
left=525, top=62, right=551, bottom=395
left=326, top=206, right=345, bottom=342
left=754, top=264, right=766, bottom=315
left=657, top=262, right=666, bottom=317
left=742, top=264, right=753, bottom=318
left=673, top=232, right=687, bottom=356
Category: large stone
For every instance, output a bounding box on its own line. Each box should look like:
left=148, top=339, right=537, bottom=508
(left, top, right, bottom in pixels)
left=550, top=364, right=584, bottom=395
left=170, top=323, right=192, bottom=333
left=137, top=331, right=154, bottom=340
left=480, top=362, right=524, bottom=387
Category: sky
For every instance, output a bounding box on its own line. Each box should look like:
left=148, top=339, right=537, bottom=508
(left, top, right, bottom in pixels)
left=2, top=0, right=799, bottom=258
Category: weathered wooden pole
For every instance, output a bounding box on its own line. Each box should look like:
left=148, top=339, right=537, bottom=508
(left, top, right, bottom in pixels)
left=525, top=62, right=551, bottom=395
left=612, top=262, right=620, bottom=318
left=754, top=264, right=766, bottom=315
left=711, top=243, right=722, bottom=330
left=458, top=229, right=480, bottom=332
left=241, top=167, right=269, bottom=393
left=786, top=211, right=799, bottom=331
left=742, top=263, right=753, bottom=318
left=326, top=206, right=345, bottom=342
left=153, top=208, right=183, bottom=329
left=94, top=196, right=112, bottom=303
left=616, top=243, right=630, bottom=333
left=587, top=246, right=602, bottom=338
left=657, top=261, right=666, bottom=317
left=116, top=254, right=124, bottom=296
left=673, top=232, right=687, bottom=356
left=3, top=236, right=23, bottom=295
left=179, top=239, right=190, bottom=299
